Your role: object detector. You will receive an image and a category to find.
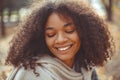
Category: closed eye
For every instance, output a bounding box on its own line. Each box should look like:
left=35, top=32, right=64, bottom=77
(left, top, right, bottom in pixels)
left=65, top=30, right=75, bottom=33
left=47, top=34, right=55, bottom=37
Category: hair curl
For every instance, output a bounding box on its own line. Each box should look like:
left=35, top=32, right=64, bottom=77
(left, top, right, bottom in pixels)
left=6, top=0, right=114, bottom=73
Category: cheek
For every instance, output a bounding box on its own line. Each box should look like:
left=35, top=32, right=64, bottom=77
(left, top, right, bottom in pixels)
left=71, top=33, right=81, bottom=49
left=45, top=37, right=50, bottom=47
left=75, top=35, right=80, bottom=44
left=69, top=32, right=80, bottom=42
left=45, top=37, right=53, bottom=48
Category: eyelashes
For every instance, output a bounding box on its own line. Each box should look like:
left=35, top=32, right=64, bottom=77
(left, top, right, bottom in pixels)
left=47, top=34, right=55, bottom=37
left=46, top=30, right=75, bottom=38
left=65, top=29, right=75, bottom=33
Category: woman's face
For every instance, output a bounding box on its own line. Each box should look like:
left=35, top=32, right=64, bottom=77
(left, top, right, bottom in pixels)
left=45, top=13, right=80, bottom=67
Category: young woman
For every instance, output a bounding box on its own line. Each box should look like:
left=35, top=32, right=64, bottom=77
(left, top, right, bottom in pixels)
left=6, top=0, right=114, bottom=80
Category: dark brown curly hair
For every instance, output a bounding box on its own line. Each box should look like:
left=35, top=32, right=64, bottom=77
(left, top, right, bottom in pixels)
left=6, top=0, right=114, bottom=73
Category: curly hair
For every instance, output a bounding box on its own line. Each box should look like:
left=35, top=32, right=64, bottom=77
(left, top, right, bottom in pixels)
left=6, top=0, right=114, bottom=73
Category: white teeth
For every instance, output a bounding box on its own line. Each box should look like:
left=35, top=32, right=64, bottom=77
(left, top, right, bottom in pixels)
left=57, top=46, right=71, bottom=51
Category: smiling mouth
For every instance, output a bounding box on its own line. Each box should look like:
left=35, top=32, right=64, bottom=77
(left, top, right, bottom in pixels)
left=55, top=44, right=73, bottom=51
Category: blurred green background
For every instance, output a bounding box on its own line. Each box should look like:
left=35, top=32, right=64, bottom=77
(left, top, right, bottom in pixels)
left=0, top=0, right=120, bottom=80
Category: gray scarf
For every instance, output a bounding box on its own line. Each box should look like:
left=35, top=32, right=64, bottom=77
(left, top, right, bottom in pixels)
left=36, top=55, right=93, bottom=80
left=6, top=55, right=93, bottom=80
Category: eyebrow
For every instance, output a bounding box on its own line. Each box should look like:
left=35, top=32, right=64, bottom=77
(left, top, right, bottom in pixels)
left=45, top=27, right=53, bottom=30
left=64, top=22, right=73, bottom=27
left=45, top=22, right=73, bottom=30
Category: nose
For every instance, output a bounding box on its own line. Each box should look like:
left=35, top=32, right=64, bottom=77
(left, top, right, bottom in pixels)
left=55, top=32, right=68, bottom=44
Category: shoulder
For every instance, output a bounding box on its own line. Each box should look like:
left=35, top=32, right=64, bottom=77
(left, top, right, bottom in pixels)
left=81, top=67, right=99, bottom=80
left=6, top=65, right=53, bottom=80
left=91, top=68, right=99, bottom=80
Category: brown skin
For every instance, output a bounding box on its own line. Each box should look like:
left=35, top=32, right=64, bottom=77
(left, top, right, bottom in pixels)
left=6, top=1, right=114, bottom=73
left=45, top=13, right=80, bottom=67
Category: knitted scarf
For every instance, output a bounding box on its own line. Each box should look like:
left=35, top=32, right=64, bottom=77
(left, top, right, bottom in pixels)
left=6, top=55, right=93, bottom=80
left=36, top=55, right=93, bottom=80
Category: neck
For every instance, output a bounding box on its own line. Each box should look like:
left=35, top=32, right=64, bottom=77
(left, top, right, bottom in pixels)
left=63, top=59, right=74, bottom=68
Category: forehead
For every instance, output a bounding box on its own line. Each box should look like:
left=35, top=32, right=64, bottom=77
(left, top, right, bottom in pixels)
left=45, top=12, right=75, bottom=31
left=48, top=12, right=73, bottom=22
